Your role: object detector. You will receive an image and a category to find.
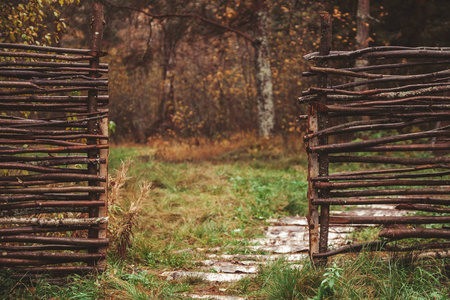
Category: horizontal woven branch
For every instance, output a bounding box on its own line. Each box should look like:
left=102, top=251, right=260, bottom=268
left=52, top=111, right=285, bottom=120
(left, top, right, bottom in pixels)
left=329, top=215, right=450, bottom=224
left=312, top=197, right=449, bottom=205
left=0, top=217, right=108, bottom=226
left=304, top=46, right=450, bottom=60
left=0, top=235, right=109, bottom=246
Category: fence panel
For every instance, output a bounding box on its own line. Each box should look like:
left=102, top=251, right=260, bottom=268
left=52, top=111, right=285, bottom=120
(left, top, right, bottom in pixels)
left=0, top=4, right=108, bottom=281
left=302, top=12, right=450, bottom=260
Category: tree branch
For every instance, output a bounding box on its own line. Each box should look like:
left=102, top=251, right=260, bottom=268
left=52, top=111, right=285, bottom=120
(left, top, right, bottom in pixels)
left=100, top=0, right=255, bottom=43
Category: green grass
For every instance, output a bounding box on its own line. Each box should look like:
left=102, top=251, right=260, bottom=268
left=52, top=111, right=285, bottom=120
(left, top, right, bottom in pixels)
left=233, top=253, right=449, bottom=299
left=106, top=144, right=309, bottom=261
left=2, top=138, right=449, bottom=299
left=0, top=271, right=105, bottom=300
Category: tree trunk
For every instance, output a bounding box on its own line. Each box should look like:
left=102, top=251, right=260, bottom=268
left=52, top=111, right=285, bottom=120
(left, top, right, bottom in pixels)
left=356, top=0, right=370, bottom=49
left=254, top=0, right=275, bottom=137
left=149, top=20, right=181, bottom=137
left=355, top=0, right=370, bottom=110
left=149, top=41, right=176, bottom=136
left=159, top=43, right=176, bottom=133
left=355, top=0, right=370, bottom=72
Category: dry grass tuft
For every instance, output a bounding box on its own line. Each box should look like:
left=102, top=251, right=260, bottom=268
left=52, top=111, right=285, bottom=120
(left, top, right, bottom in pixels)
left=116, top=183, right=151, bottom=259
left=108, top=159, right=131, bottom=208
left=108, top=160, right=152, bottom=259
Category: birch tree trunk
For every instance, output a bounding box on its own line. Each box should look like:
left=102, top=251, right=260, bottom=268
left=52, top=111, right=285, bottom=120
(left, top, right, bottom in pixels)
left=356, top=0, right=370, bottom=49
left=254, top=0, right=275, bottom=137
left=355, top=0, right=370, bottom=97
left=355, top=0, right=370, bottom=72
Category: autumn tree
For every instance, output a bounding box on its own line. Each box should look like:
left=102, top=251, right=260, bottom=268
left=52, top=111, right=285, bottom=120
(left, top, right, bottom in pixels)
left=61, top=0, right=450, bottom=143
left=99, top=0, right=277, bottom=137
left=0, top=0, right=79, bottom=45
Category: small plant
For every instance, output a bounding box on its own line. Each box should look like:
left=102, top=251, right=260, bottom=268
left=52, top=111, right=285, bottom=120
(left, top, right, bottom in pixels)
left=312, top=263, right=343, bottom=300
left=109, top=120, right=117, bottom=135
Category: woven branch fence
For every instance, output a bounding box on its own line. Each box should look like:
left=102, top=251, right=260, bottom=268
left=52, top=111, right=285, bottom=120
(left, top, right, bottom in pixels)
left=301, top=12, right=450, bottom=260
left=0, top=4, right=108, bottom=282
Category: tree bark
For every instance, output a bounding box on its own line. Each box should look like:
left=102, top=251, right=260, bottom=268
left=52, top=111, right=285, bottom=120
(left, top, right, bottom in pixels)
left=355, top=0, right=370, bottom=103
left=356, top=0, right=370, bottom=49
left=254, top=0, right=275, bottom=137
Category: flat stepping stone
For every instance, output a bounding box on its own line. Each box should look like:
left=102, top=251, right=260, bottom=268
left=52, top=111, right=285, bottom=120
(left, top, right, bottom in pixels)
left=328, top=238, right=350, bottom=246
left=332, top=208, right=407, bottom=217
left=248, top=244, right=308, bottom=253
left=249, top=238, right=307, bottom=246
left=266, top=225, right=354, bottom=236
left=266, top=216, right=308, bottom=226
left=329, top=226, right=355, bottom=233
left=359, top=204, right=403, bottom=210
left=201, top=260, right=259, bottom=266
left=200, top=261, right=259, bottom=274
left=161, top=271, right=253, bottom=282
left=196, top=224, right=355, bottom=254
left=332, top=204, right=408, bottom=218
left=196, top=247, right=223, bottom=253
left=265, top=226, right=308, bottom=239
left=205, top=253, right=308, bottom=262
left=256, top=231, right=349, bottom=244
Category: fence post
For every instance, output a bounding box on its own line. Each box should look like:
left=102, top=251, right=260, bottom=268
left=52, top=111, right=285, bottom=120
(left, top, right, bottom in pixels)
left=87, top=2, right=107, bottom=270
left=308, top=11, right=331, bottom=263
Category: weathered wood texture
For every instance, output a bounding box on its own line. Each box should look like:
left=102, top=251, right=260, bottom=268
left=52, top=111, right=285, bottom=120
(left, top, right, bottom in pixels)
left=302, top=25, right=449, bottom=260
left=307, top=12, right=331, bottom=262
left=0, top=4, right=108, bottom=279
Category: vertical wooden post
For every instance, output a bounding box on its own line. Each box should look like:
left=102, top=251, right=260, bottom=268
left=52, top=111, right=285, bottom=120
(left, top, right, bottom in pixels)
left=97, top=114, right=109, bottom=270
left=308, top=11, right=331, bottom=263
left=307, top=110, right=320, bottom=259
left=87, top=2, right=107, bottom=270
left=318, top=12, right=331, bottom=257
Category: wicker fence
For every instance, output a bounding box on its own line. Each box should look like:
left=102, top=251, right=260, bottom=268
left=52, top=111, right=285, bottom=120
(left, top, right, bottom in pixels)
left=301, top=12, right=450, bottom=260
left=0, top=4, right=108, bottom=281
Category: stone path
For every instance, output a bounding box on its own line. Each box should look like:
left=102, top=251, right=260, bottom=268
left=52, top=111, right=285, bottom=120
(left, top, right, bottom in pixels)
left=160, top=205, right=407, bottom=299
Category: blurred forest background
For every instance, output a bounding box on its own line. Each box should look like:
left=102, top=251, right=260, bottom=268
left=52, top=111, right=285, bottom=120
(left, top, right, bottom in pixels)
left=2, top=0, right=450, bottom=143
